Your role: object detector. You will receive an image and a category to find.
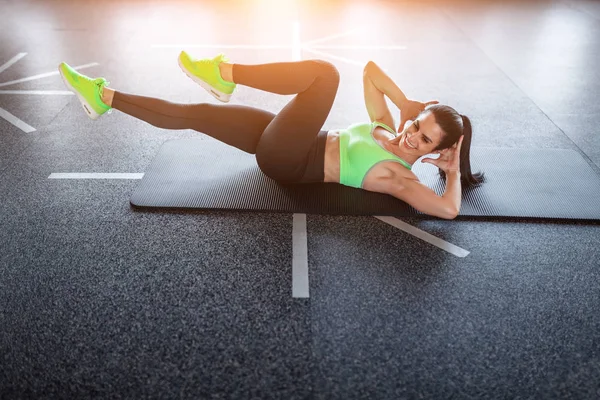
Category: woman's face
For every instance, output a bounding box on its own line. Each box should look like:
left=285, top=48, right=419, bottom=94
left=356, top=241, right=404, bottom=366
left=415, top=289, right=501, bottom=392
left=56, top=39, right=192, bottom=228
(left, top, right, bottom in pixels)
left=398, top=112, right=445, bottom=156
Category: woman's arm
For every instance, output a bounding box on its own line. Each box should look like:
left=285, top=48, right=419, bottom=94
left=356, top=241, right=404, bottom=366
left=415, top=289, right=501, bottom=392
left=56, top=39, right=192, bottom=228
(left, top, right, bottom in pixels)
left=384, top=176, right=459, bottom=220
left=363, top=61, right=409, bottom=118
left=364, top=62, right=439, bottom=132
left=442, top=171, right=462, bottom=216
left=421, top=136, right=465, bottom=217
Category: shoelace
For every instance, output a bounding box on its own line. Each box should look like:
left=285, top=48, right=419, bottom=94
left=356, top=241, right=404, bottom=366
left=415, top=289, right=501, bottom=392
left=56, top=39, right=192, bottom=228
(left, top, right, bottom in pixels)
left=95, top=78, right=113, bottom=113
left=94, top=78, right=110, bottom=94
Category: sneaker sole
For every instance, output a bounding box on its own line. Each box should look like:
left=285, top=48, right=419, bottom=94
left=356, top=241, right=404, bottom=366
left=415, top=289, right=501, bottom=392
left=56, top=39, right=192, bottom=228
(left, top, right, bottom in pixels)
left=177, top=57, right=232, bottom=103
left=58, top=65, right=101, bottom=120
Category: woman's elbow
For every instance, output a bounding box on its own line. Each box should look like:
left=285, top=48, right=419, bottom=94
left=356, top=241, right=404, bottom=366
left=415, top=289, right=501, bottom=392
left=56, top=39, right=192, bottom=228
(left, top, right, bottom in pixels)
left=444, top=209, right=459, bottom=220
left=431, top=206, right=458, bottom=220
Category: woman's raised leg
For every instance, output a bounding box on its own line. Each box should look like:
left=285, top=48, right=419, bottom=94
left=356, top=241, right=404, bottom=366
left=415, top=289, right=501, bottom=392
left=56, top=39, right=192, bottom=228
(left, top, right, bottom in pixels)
left=230, top=59, right=340, bottom=182
left=58, top=59, right=277, bottom=152
left=106, top=89, right=276, bottom=154
left=103, top=58, right=339, bottom=178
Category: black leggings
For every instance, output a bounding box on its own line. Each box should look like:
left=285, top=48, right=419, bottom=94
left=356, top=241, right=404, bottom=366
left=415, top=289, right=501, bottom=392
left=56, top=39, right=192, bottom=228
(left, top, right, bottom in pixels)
left=111, top=59, right=340, bottom=183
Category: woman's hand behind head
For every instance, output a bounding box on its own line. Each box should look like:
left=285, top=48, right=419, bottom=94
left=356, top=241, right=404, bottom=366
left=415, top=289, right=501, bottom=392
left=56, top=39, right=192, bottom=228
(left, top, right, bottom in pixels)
left=398, top=99, right=439, bottom=133
left=421, top=135, right=464, bottom=173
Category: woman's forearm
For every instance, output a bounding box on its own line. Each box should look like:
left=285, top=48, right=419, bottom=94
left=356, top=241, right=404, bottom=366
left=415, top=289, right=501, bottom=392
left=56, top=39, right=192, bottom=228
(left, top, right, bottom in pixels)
left=364, top=61, right=408, bottom=110
left=442, top=171, right=462, bottom=217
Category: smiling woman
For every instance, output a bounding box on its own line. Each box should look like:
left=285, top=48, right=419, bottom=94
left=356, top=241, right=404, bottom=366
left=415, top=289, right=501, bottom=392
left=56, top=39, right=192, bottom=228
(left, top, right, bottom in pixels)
left=393, top=104, right=486, bottom=188
left=357, top=60, right=486, bottom=218
left=363, top=61, right=485, bottom=190
left=58, top=52, right=482, bottom=219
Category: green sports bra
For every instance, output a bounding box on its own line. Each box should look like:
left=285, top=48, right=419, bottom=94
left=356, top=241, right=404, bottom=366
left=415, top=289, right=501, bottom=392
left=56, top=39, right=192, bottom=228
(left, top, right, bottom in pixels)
left=338, top=121, right=412, bottom=189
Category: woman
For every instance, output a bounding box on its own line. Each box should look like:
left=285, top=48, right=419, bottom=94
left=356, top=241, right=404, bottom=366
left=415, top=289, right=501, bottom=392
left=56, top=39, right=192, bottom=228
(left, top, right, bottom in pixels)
left=58, top=52, right=484, bottom=220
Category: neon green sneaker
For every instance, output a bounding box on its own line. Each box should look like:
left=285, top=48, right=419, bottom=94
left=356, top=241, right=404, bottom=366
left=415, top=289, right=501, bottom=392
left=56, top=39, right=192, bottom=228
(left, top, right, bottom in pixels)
left=58, top=62, right=111, bottom=120
left=178, top=51, right=236, bottom=103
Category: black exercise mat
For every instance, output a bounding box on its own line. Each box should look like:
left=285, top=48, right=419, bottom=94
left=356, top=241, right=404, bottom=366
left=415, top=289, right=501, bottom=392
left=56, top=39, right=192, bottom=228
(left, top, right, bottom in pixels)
left=130, top=138, right=600, bottom=220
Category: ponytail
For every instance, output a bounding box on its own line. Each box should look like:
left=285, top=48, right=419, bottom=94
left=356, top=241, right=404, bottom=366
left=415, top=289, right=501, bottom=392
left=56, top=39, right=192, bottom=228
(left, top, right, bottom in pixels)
left=458, top=115, right=485, bottom=188
left=428, top=105, right=485, bottom=189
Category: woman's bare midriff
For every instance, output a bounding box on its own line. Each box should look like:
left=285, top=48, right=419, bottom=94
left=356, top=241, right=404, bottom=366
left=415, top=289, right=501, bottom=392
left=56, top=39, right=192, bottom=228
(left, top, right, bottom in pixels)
left=323, top=126, right=418, bottom=192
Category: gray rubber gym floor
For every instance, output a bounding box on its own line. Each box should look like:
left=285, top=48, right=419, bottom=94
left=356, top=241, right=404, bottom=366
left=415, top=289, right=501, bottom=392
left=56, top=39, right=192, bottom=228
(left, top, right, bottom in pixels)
left=1, top=0, right=600, bottom=399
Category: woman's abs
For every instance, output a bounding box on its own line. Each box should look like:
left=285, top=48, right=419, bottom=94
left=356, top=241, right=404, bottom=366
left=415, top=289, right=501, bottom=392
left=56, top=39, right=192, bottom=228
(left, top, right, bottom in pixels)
left=324, top=130, right=342, bottom=183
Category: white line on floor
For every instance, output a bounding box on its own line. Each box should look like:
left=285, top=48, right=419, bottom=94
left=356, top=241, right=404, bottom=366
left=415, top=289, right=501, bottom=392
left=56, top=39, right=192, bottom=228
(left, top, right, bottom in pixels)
left=291, top=24, right=309, bottom=298
left=0, top=53, right=27, bottom=75
left=152, top=44, right=292, bottom=49
left=48, top=173, right=144, bottom=179
left=374, top=216, right=470, bottom=258
left=292, top=213, right=309, bottom=298
left=151, top=43, right=406, bottom=51
left=302, top=47, right=364, bottom=67
left=0, top=62, right=99, bottom=88
left=310, top=45, right=407, bottom=50
left=0, top=107, right=36, bottom=133
left=301, top=28, right=364, bottom=46
left=0, top=90, right=74, bottom=95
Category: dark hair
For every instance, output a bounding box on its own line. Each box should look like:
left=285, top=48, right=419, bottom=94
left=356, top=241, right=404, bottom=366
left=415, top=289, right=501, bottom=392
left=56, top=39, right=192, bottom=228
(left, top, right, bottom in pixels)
left=423, top=104, right=485, bottom=189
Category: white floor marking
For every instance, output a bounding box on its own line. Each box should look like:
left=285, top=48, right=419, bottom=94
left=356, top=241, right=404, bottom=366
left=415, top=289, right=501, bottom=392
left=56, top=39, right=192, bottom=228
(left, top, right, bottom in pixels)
left=152, top=44, right=293, bottom=49
left=374, top=216, right=470, bottom=258
left=152, top=43, right=405, bottom=51
left=310, top=45, right=407, bottom=50
left=302, top=47, right=364, bottom=67
left=150, top=27, right=408, bottom=59
left=0, top=53, right=27, bottom=75
left=292, top=213, right=309, bottom=298
left=0, top=90, right=73, bottom=95
left=291, top=23, right=309, bottom=298
left=302, top=28, right=363, bottom=46
left=0, top=55, right=99, bottom=131
left=0, top=107, right=36, bottom=133
left=0, top=62, right=99, bottom=88
left=48, top=173, right=144, bottom=179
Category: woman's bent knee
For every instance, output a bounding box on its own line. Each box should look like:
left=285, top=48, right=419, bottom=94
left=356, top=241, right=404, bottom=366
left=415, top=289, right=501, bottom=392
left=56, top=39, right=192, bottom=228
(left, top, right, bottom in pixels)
left=312, top=60, right=340, bottom=83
